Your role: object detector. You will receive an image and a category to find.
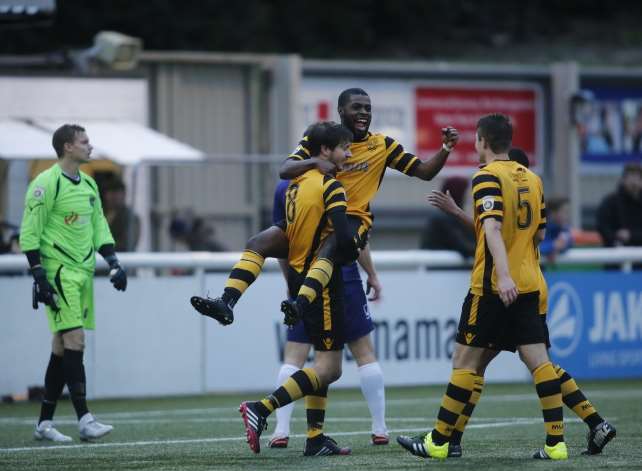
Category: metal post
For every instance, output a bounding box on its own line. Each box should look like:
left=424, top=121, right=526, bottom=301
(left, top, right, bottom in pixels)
left=551, top=62, right=581, bottom=227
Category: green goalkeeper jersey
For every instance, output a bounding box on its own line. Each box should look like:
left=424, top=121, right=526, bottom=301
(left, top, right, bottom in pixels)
left=19, top=163, right=115, bottom=274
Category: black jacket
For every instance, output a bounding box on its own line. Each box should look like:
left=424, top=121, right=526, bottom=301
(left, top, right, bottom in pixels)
left=596, top=185, right=642, bottom=247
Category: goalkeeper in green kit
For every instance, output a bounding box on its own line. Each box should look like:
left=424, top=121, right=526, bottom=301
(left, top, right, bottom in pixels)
left=19, top=124, right=127, bottom=442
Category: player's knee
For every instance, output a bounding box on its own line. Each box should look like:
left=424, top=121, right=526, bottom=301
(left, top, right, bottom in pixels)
left=315, top=364, right=342, bottom=386
left=245, top=233, right=265, bottom=252
left=348, top=339, right=376, bottom=366
left=61, top=328, right=85, bottom=351
left=323, top=368, right=342, bottom=385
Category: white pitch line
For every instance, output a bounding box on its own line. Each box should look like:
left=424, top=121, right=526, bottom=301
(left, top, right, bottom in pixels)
left=0, top=418, right=567, bottom=453
left=0, top=416, right=574, bottom=426
left=0, top=387, right=638, bottom=424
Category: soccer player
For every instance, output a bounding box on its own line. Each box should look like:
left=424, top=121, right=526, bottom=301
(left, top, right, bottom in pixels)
left=191, top=87, right=458, bottom=324
left=19, top=124, right=127, bottom=442
left=398, top=114, right=568, bottom=460
left=238, top=122, right=356, bottom=456
left=424, top=147, right=616, bottom=457
left=268, top=179, right=388, bottom=448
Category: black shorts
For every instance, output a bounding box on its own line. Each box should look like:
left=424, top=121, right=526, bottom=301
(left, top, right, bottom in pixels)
left=287, top=265, right=345, bottom=351
left=497, top=314, right=551, bottom=352
left=456, top=291, right=546, bottom=351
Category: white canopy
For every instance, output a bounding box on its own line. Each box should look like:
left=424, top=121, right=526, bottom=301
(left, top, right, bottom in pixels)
left=0, top=119, right=53, bottom=159
left=0, top=118, right=204, bottom=164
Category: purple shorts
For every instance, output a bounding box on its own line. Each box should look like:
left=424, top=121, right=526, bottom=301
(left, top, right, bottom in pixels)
left=287, top=279, right=374, bottom=344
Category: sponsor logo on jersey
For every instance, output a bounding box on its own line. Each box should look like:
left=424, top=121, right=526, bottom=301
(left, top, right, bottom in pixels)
left=64, top=212, right=79, bottom=225
left=89, top=196, right=96, bottom=207
left=481, top=196, right=495, bottom=211
left=342, top=162, right=369, bottom=173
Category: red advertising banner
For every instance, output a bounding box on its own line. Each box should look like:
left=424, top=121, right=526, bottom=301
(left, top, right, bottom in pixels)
left=416, top=86, right=539, bottom=167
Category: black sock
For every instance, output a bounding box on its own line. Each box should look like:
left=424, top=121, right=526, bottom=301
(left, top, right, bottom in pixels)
left=63, top=349, right=89, bottom=420
left=38, top=353, right=65, bottom=424
left=221, top=289, right=238, bottom=308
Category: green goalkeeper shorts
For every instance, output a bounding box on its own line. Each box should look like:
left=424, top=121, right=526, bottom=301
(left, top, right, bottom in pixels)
left=42, top=261, right=95, bottom=333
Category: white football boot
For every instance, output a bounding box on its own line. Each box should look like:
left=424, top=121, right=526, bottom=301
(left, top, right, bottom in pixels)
left=34, top=420, right=73, bottom=442
left=78, top=413, right=113, bottom=441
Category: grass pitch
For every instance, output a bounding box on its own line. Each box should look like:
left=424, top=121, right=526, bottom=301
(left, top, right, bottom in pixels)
left=1, top=380, right=641, bottom=471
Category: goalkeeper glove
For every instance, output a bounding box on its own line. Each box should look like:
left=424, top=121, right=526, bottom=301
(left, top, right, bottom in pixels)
left=105, top=255, right=127, bottom=291
left=31, top=266, right=60, bottom=311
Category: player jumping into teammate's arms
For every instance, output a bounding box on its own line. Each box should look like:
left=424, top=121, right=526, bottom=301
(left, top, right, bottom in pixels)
left=269, top=179, right=388, bottom=447
left=238, top=122, right=356, bottom=456
left=190, top=88, right=459, bottom=325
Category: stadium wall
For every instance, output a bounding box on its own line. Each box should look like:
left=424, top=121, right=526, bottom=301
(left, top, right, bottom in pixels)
left=2, top=251, right=641, bottom=398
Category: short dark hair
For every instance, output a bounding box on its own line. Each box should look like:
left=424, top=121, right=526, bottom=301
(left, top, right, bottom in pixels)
left=547, top=196, right=569, bottom=213
left=476, top=114, right=512, bottom=154
left=508, top=147, right=530, bottom=168
left=306, top=121, right=353, bottom=156
left=338, top=88, right=368, bottom=108
left=52, top=124, right=85, bottom=158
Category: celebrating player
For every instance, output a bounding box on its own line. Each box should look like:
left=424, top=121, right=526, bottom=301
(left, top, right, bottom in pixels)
left=190, top=87, right=458, bottom=325
left=269, top=179, right=388, bottom=448
left=238, top=122, right=355, bottom=456
left=398, top=113, right=568, bottom=460
left=423, top=147, right=616, bottom=457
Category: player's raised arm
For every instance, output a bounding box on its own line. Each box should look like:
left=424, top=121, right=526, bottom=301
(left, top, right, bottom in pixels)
left=409, top=127, right=460, bottom=181
left=427, top=189, right=475, bottom=233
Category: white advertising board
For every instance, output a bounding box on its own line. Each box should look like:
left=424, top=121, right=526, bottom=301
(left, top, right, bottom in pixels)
left=1, top=270, right=529, bottom=398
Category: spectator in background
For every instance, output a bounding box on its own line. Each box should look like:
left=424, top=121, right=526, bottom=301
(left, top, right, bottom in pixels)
left=420, top=176, right=475, bottom=258
left=186, top=217, right=226, bottom=252
left=540, top=197, right=573, bottom=262
left=102, top=177, right=140, bottom=252
left=596, top=163, right=642, bottom=248
left=169, top=213, right=226, bottom=252
left=0, top=221, right=20, bottom=254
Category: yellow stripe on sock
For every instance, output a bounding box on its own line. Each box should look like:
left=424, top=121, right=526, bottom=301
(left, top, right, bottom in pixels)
left=305, top=395, right=327, bottom=410
left=243, top=250, right=265, bottom=267
left=281, top=377, right=303, bottom=402
left=435, top=419, right=454, bottom=437
left=302, top=368, right=321, bottom=391
left=226, top=278, right=249, bottom=292
left=260, top=398, right=275, bottom=413
left=540, top=395, right=563, bottom=410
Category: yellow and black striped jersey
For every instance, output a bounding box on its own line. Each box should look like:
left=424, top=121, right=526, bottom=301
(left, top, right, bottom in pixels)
left=469, top=160, right=546, bottom=295
left=288, top=133, right=420, bottom=228
left=285, top=169, right=347, bottom=273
